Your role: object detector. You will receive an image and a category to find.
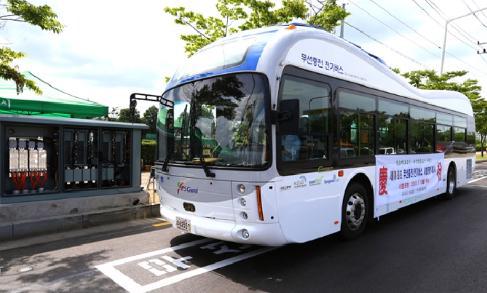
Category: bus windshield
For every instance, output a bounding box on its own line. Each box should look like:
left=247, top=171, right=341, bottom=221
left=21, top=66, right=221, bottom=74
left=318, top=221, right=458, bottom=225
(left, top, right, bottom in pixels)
left=157, top=73, right=269, bottom=168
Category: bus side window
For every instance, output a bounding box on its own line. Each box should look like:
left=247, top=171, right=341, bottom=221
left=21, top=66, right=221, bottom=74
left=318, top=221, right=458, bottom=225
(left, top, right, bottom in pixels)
left=453, top=127, right=466, bottom=142
left=278, top=75, right=330, bottom=162
left=453, top=116, right=467, bottom=143
left=378, top=98, right=408, bottom=155
left=410, top=106, right=435, bottom=154
left=338, top=90, right=376, bottom=158
left=436, top=112, right=453, bottom=153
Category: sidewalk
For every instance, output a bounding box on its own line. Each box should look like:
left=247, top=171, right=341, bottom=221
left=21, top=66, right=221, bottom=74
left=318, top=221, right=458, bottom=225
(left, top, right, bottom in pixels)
left=0, top=217, right=170, bottom=252
left=141, top=171, right=160, bottom=205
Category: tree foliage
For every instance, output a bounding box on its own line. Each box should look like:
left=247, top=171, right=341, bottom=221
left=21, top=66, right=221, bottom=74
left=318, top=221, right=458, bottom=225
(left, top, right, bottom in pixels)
left=118, top=107, right=141, bottom=123
left=400, top=69, right=487, bottom=155
left=165, top=0, right=348, bottom=56
left=142, top=105, right=159, bottom=133
left=0, top=0, right=63, bottom=94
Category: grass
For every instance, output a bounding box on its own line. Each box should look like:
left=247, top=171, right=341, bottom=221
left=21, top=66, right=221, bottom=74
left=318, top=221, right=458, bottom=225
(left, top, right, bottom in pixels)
left=476, top=153, right=487, bottom=161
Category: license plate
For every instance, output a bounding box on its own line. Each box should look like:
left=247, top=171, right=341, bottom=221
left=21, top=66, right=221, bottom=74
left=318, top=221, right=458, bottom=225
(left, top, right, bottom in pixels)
left=175, top=217, right=191, bottom=232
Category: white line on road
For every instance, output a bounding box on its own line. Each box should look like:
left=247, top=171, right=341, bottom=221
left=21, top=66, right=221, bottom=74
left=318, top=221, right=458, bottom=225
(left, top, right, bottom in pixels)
left=100, top=238, right=212, bottom=267
left=141, top=247, right=274, bottom=292
left=468, top=175, right=487, bottom=184
left=97, top=264, right=143, bottom=293
left=96, top=238, right=274, bottom=293
left=95, top=238, right=212, bottom=292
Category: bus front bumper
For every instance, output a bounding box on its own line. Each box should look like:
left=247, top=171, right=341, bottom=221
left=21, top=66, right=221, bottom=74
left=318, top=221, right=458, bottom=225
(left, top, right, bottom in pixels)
left=160, top=205, right=287, bottom=246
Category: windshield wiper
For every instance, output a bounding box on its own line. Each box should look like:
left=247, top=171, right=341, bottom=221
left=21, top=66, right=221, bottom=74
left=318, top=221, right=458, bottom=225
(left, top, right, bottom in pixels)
left=162, top=155, right=170, bottom=172
left=199, top=156, right=215, bottom=178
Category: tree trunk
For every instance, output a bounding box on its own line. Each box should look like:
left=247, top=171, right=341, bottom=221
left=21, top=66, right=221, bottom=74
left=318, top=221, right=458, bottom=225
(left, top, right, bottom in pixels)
left=482, top=135, right=485, bottom=157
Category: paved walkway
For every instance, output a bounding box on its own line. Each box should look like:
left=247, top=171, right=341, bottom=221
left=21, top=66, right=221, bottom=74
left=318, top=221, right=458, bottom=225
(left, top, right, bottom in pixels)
left=141, top=171, right=159, bottom=204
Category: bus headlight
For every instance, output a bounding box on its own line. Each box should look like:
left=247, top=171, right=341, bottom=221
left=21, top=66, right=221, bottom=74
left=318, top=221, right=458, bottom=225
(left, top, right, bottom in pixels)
left=240, top=211, right=248, bottom=220
left=239, top=197, right=246, bottom=207
left=237, top=184, right=246, bottom=194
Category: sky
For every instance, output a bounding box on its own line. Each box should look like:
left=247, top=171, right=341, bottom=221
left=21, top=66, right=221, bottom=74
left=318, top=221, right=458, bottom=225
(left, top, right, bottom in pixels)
left=3, top=0, right=487, bottom=114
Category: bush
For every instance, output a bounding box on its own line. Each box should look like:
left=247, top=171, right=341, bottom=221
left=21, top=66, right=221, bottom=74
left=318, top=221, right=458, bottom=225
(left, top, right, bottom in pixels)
left=141, top=139, right=157, bottom=166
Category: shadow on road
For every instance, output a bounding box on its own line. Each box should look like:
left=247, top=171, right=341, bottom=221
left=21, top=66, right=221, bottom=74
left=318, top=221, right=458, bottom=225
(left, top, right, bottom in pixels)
left=168, top=187, right=487, bottom=293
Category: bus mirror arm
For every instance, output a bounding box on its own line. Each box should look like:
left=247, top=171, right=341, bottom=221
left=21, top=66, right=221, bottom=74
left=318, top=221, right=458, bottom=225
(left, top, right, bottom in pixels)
left=270, top=110, right=292, bottom=124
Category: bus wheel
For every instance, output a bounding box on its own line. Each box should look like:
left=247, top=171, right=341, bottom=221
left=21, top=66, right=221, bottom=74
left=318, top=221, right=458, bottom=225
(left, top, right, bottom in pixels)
left=444, top=166, right=457, bottom=199
left=340, top=183, right=369, bottom=240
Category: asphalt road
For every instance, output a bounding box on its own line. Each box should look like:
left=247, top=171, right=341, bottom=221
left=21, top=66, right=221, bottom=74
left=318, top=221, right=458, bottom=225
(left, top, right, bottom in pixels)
left=2, top=165, right=487, bottom=293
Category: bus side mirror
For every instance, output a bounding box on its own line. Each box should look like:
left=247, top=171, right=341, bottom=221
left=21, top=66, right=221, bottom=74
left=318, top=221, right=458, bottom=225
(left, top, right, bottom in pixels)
left=278, top=99, right=300, bottom=134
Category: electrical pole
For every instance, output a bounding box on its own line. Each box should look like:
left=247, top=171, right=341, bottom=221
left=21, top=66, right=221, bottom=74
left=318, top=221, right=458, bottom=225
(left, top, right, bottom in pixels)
left=340, top=3, right=346, bottom=38
left=440, top=6, right=487, bottom=74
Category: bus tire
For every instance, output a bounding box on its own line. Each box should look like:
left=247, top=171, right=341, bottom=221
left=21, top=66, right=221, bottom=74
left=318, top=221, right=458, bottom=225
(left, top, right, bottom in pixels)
left=444, top=165, right=457, bottom=199
left=340, top=182, right=369, bottom=240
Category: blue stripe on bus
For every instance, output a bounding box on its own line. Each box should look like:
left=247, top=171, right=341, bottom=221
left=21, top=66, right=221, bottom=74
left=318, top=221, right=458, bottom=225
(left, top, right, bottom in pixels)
left=165, top=41, right=267, bottom=91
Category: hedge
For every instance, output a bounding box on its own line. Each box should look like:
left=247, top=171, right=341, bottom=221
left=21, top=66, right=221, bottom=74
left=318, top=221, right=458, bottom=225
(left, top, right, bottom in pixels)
left=141, top=139, right=156, bottom=166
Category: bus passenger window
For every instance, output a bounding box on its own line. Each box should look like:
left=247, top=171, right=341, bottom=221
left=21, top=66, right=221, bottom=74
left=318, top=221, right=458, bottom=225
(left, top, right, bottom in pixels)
left=436, top=125, right=452, bottom=152
left=453, top=116, right=467, bottom=143
left=410, top=122, right=434, bottom=153
left=278, top=75, right=330, bottom=162
left=410, top=106, right=435, bottom=153
left=378, top=98, right=408, bottom=155
left=454, top=127, right=466, bottom=142
left=338, top=90, right=376, bottom=158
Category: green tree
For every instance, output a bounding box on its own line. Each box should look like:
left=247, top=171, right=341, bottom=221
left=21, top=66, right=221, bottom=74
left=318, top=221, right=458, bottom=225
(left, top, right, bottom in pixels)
left=165, top=0, right=348, bottom=56
left=400, top=69, right=487, bottom=156
left=0, top=0, right=63, bottom=94
left=474, top=99, right=487, bottom=157
left=118, top=108, right=141, bottom=123
left=142, top=105, right=159, bottom=133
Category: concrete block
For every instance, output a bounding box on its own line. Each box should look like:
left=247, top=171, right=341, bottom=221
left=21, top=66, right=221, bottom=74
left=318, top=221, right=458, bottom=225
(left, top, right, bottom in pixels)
left=13, top=218, right=64, bottom=239
left=150, top=204, right=161, bottom=217
left=134, top=205, right=158, bottom=219
left=82, top=209, right=134, bottom=228
left=11, top=216, right=82, bottom=240
left=0, top=224, right=13, bottom=241
left=61, top=216, right=83, bottom=231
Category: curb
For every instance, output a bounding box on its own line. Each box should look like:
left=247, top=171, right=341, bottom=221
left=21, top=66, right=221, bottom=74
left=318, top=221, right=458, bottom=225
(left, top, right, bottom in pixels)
left=0, top=203, right=161, bottom=242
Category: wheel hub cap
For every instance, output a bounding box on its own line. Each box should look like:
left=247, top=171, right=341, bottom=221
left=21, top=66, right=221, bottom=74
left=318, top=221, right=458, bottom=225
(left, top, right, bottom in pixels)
left=346, top=193, right=366, bottom=231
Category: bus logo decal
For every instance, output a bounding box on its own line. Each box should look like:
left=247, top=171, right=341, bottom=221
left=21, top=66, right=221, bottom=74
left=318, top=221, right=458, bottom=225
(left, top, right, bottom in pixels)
left=323, top=174, right=338, bottom=185
left=177, top=181, right=198, bottom=195
left=293, top=176, right=307, bottom=188
left=280, top=185, right=291, bottom=191
left=300, top=53, right=344, bottom=74
left=309, top=175, right=324, bottom=186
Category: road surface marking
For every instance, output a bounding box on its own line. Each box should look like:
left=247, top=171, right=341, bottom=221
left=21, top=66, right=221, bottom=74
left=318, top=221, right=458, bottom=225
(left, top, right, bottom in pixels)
left=99, top=238, right=212, bottom=267
left=468, top=175, right=487, bottom=184
left=141, top=247, right=273, bottom=292
left=152, top=222, right=171, bottom=228
left=96, top=238, right=274, bottom=293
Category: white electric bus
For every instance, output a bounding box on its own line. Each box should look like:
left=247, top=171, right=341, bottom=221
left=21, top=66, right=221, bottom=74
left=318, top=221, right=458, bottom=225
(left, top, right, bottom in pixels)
left=154, top=23, right=475, bottom=246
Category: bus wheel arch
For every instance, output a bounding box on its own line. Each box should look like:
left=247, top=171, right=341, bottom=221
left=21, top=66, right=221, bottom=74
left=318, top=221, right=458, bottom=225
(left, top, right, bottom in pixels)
left=340, top=173, right=374, bottom=240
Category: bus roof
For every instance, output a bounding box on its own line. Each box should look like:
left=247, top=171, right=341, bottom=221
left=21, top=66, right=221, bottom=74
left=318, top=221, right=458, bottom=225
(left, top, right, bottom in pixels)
left=166, top=24, right=473, bottom=117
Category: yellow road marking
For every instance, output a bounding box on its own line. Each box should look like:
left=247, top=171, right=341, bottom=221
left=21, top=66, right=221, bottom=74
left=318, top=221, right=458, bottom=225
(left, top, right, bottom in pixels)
left=152, top=221, right=171, bottom=228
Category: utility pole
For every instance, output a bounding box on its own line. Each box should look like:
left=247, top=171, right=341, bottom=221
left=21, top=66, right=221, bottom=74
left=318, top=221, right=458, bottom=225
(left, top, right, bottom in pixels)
left=340, top=3, right=346, bottom=38
left=440, top=6, right=487, bottom=74
left=477, top=41, right=487, bottom=54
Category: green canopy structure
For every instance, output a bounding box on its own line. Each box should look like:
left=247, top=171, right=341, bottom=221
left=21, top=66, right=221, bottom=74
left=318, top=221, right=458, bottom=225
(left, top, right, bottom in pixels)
left=0, top=72, right=108, bottom=118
